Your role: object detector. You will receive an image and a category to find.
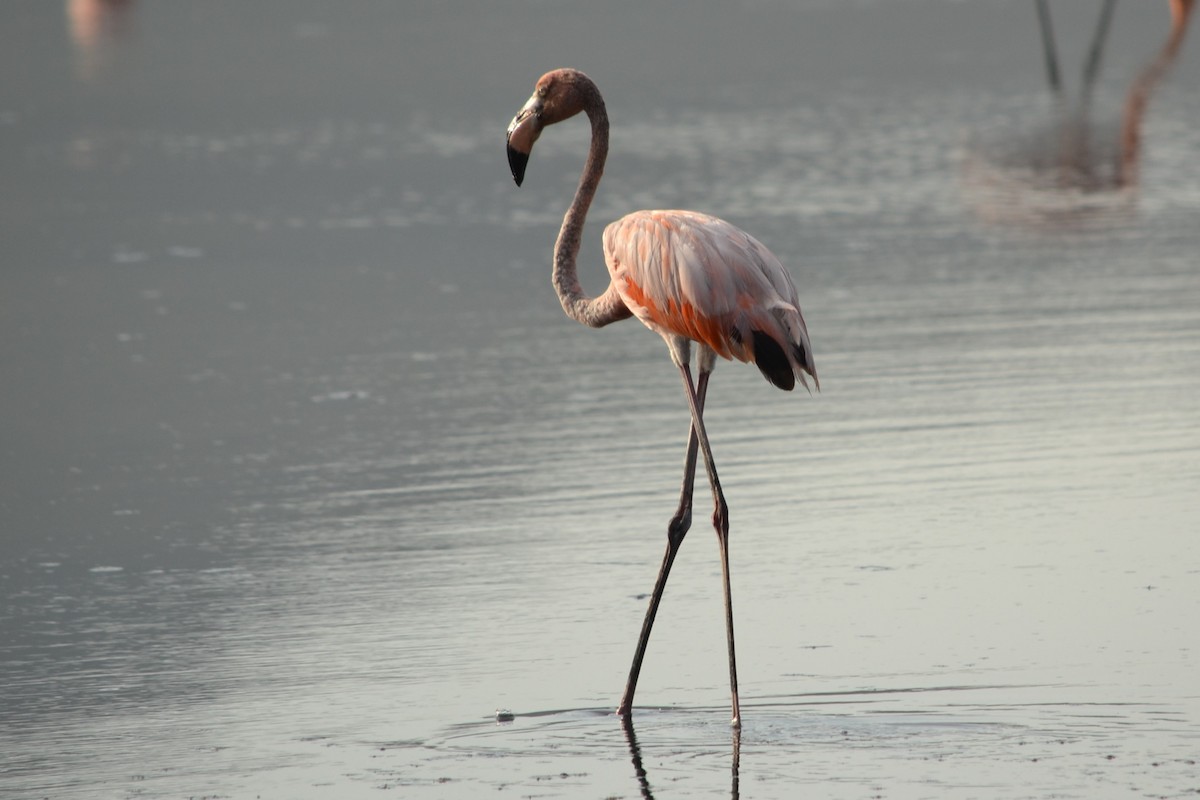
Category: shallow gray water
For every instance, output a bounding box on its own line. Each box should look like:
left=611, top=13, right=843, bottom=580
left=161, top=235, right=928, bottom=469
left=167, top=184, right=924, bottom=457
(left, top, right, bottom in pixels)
left=2, top=1, right=1199, bottom=798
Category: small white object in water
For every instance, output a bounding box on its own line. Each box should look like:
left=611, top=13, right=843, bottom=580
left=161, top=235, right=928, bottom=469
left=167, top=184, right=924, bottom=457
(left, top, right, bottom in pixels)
left=310, top=390, right=370, bottom=403
left=112, top=249, right=148, bottom=264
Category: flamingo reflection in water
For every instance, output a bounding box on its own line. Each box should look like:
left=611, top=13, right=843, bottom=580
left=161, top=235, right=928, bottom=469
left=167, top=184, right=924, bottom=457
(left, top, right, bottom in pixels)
left=506, top=68, right=817, bottom=728
left=622, top=715, right=740, bottom=800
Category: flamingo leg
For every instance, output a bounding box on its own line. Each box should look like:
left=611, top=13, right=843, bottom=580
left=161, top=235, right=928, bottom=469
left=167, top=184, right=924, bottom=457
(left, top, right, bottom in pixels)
left=1035, top=0, right=1062, bottom=96
left=675, top=363, right=741, bottom=729
left=669, top=369, right=710, bottom=538
left=617, top=368, right=710, bottom=719
left=1082, top=0, right=1116, bottom=94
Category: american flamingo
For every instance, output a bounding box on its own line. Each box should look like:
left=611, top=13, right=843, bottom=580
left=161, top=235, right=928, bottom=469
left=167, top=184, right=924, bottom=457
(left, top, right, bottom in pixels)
left=506, top=68, right=817, bottom=727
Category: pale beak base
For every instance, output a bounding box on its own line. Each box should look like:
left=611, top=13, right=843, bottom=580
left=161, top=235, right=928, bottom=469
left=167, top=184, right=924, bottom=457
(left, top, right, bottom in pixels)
left=505, top=95, right=543, bottom=186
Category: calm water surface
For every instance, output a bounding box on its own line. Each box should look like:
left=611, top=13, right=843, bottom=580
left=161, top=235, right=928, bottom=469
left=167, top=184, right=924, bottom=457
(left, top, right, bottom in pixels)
left=2, top=2, right=1199, bottom=798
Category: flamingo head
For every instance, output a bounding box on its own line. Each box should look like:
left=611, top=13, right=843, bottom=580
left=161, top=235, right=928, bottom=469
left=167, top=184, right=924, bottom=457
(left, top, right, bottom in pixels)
left=506, top=68, right=594, bottom=186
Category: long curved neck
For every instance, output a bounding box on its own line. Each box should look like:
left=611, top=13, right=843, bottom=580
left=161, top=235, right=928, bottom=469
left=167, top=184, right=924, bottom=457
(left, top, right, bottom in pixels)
left=551, top=84, right=629, bottom=328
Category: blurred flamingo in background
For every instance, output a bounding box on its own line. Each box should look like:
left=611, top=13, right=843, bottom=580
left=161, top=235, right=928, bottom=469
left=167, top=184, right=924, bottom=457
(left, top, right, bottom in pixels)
left=66, top=0, right=135, bottom=83
left=963, top=0, right=1195, bottom=228
left=506, top=68, right=817, bottom=727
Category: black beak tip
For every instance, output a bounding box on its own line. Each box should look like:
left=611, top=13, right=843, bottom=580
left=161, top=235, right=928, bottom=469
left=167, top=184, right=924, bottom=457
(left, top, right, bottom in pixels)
left=507, top=144, right=529, bottom=187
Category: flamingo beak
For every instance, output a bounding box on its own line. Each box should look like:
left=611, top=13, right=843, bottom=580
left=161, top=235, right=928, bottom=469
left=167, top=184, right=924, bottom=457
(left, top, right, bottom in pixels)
left=506, top=95, right=543, bottom=186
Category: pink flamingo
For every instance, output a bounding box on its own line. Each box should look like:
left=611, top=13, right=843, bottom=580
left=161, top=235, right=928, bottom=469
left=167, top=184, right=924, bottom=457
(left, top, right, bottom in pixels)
left=506, top=68, right=817, bottom=727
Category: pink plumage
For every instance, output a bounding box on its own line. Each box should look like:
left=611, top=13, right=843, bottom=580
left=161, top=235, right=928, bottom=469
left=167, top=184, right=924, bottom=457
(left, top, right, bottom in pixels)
left=603, top=209, right=816, bottom=391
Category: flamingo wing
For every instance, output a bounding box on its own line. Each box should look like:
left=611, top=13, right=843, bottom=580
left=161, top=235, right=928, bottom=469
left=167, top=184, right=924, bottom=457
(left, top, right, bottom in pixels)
left=603, top=210, right=817, bottom=390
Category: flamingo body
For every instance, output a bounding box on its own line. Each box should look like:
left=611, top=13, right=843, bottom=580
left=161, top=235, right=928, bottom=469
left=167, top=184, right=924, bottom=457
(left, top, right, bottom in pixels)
left=603, top=209, right=816, bottom=391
